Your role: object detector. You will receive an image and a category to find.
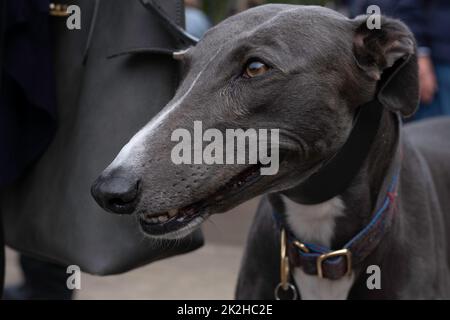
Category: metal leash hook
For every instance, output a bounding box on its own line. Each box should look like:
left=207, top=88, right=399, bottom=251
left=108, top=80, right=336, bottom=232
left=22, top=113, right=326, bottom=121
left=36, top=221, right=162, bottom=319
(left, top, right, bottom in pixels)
left=274, top=229, right=297, bottom=300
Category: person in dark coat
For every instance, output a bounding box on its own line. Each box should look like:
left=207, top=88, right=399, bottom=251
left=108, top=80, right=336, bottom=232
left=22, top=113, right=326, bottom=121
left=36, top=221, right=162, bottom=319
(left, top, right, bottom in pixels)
left=0, top=0, right=72, bottom=300
left=350, top=0, right=450, bottom=120
left=0, top=0, right=57, bottom=186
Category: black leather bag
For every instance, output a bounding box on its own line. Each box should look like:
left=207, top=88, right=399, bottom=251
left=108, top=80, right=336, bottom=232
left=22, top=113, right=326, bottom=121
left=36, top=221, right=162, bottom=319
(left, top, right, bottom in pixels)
left=1, top=0, right=203, bottom=275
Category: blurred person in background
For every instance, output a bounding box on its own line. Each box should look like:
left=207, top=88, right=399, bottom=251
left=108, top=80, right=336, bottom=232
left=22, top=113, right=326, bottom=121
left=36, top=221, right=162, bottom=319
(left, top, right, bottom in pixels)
left=185, top=0, right=212, bottom=39
left=351, top=0, right=450, bottom=121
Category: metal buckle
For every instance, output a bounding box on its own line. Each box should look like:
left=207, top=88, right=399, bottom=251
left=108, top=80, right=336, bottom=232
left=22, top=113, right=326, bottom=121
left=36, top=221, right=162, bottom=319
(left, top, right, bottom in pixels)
left=49, top=3, right=69, bottom=17
left=317, top=249, right=352, bottom=279
left=293, top=240, right=310, bottom=253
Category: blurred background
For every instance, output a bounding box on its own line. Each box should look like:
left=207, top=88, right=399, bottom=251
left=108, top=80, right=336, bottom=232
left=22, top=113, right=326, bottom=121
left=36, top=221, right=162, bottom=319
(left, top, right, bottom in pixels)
left=191, top=0, right=333, bottom=23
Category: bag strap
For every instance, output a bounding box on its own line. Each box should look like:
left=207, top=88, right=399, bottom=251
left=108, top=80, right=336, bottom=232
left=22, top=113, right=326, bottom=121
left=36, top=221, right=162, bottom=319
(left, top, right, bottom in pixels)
left=108, top=0, right=199, bottom=61
left=140, top=0, right=199, bottom=47
left=82, top=0, right=101, bottom=65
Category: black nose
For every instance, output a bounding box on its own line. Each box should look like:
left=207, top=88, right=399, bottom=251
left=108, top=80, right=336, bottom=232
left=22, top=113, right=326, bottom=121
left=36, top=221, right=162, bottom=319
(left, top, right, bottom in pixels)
left=91, top=172, right=140, bottom=214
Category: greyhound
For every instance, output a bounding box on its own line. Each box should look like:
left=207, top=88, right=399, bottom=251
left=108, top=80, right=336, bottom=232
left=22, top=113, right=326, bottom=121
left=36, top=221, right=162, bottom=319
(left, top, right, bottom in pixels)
left=91, top=5, right=450, bottom=299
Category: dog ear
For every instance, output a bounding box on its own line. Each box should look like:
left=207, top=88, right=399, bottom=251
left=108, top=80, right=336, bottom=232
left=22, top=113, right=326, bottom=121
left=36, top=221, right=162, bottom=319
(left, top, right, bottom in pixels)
left=352, top=16, right=419, bottom=117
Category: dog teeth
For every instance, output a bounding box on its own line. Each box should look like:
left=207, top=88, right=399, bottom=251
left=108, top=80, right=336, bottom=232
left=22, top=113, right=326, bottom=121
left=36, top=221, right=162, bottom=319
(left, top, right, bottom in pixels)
left=168, top=209, right=178, bottom=217
left=143, top=214, right=153, bottom=223
left=143, top=213, right=170, bottom=224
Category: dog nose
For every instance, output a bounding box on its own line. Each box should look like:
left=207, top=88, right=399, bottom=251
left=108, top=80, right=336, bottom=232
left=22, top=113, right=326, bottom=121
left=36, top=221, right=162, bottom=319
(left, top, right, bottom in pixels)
left=91, top=172, right=140, bottom=214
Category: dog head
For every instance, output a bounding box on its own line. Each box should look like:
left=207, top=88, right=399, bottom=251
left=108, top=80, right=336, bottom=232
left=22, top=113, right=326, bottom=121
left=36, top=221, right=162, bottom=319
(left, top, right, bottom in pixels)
left=91, top=5, right=418, bottom=239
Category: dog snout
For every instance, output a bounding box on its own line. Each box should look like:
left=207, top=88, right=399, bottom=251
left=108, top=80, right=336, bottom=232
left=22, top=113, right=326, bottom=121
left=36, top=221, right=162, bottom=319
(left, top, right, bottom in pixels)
left=91, top=171, right=141, bottom=214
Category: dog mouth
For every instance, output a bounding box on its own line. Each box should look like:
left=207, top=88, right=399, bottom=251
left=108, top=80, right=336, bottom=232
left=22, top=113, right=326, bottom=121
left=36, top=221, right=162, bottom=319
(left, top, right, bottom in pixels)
left=138, top=163, right=264, bottom=238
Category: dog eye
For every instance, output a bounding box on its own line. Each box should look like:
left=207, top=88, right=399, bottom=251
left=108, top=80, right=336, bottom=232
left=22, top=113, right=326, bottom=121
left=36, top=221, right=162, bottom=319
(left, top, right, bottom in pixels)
left=243, top=60, right=269, bottom=78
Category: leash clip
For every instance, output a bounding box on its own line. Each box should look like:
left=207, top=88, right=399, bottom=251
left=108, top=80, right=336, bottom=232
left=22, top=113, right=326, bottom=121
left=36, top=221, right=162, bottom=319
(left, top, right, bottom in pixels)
left=275, top=229, right=297, bottom=300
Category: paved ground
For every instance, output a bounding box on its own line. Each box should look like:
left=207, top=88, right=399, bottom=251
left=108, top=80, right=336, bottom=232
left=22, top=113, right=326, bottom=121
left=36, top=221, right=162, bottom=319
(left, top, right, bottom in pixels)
left=5, top=199, right=259, bottom=299
left=5, top=244, right=244, bottom=300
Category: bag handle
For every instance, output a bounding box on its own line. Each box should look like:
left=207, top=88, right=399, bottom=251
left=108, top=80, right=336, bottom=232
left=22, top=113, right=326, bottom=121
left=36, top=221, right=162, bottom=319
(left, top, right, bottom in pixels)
left=108, top=0, right=199, bottom=61
left=140, top=0, right=199, bottom=47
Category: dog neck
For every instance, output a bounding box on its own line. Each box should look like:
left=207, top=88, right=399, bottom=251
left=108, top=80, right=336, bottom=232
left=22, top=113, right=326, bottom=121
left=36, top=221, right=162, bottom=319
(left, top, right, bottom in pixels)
left=280, top=109, right=398, bottom=249
left=276, top=110, right=399, bottom=299
left=331, top=110, right=399, bottom=249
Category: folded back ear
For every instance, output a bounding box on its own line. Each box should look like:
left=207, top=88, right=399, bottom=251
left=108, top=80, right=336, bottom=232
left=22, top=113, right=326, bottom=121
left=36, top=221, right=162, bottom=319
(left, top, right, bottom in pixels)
left=353, top=15, right=419, bottom=117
